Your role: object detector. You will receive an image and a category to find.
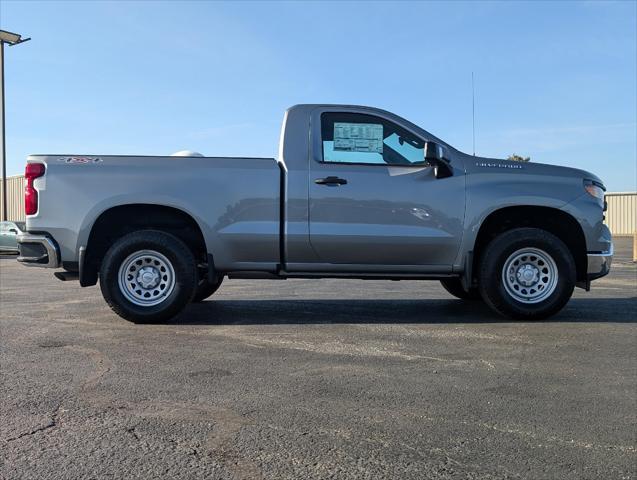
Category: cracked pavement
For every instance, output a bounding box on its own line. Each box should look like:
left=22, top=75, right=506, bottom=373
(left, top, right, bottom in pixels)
left=1, top=237, right=636, bottom=479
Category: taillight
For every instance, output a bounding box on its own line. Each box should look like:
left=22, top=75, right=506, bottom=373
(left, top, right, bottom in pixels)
left=25, top=163, right=45, bottom=215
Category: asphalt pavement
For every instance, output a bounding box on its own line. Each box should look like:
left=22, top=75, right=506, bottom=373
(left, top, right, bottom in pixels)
left=1, top=237, right=636, bottom=479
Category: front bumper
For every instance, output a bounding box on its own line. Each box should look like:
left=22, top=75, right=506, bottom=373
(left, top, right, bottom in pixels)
left=586, top=244, right=613, bottom=281
left=17, top=233, right=60, bottom=268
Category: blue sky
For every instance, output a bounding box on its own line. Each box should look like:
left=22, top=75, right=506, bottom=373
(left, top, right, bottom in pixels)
left=1, top=0, right=635, bottom=191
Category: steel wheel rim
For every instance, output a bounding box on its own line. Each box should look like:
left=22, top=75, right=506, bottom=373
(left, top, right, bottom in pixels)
left=118, top=250, right=176, bottom=307
left=502, top=247, right=558, bottom=304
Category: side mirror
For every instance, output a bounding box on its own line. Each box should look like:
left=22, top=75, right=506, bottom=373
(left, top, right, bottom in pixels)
left=424, top=141, right=452, bottom=179
left=9, top=229, right=18, bottom=234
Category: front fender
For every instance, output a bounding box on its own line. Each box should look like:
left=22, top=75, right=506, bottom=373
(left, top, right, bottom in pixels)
left=559, top=193, right=609, bottom=252
left=454, top=171, right=585, bottom=270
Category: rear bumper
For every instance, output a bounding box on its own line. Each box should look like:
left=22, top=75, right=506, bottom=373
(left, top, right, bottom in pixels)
left=587, top=245, right=613, bottom=281
left=17, top=233, right=60, bottom=268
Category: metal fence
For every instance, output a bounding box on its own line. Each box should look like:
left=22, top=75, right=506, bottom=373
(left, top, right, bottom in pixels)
left=605, top=192, right=637, bottom=236
left=1, top=174, right=636, bottom=235
left=0, top=175, right=25, bottom=222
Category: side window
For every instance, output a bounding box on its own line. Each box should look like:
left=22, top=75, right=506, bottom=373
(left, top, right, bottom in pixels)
left=0, top=222, right=8, bottom=233
left=321, top=112, right=425, bottom=166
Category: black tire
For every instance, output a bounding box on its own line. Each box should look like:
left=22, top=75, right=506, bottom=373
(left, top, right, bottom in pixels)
left=99, top=230, right=197, bottom=323
left=478, top=227, right=575, bottom=320
left=440, top=278, right=481, bottom=300
left=192, top=276, right=223, bottom=303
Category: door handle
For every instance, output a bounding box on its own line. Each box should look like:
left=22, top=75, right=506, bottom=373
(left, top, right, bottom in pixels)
left=315, top=176, right=348, bottom=186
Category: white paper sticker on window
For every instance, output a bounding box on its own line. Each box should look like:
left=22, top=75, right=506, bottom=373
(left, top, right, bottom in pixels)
left=333, top=122, right=383, bottom=153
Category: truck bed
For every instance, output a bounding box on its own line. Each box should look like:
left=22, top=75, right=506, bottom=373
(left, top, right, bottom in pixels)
left=26, top=154, right=282, bottom=271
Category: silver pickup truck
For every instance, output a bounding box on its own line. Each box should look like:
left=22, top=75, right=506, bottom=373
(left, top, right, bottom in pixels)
left=17, top=104, right=612, bottom=323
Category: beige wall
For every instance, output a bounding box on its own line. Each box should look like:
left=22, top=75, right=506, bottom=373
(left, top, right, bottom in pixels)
left=605, top=193, right=637, bottom=236
left=2, top=174, right=636, bottom=235
left=0, top=175, right=25, bottom=222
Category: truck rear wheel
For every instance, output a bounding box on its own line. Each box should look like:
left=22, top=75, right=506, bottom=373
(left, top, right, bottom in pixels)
left=478, top=228, right=575, bottom=320
left=440, top=278, right=481, bottom=300
left=99, top=230, right=197, bottom=323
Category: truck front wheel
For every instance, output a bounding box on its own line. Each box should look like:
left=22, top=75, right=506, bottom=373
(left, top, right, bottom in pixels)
left=99, top=230, right=197, bottom=323
left=478, top=228, right=575, bottom=320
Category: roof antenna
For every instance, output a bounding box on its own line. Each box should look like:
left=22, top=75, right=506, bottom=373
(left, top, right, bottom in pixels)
left=472, top=71, right=476, bottom=156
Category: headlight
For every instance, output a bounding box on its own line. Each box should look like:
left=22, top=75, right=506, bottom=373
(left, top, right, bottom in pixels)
left=583, top=179, right=605, bottom=205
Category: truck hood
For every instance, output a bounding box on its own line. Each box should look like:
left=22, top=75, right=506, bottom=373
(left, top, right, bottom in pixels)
left=464, top=155, right=604, bottom=187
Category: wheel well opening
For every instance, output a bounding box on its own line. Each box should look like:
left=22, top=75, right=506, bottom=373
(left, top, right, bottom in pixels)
left=471, top=206, right=587, bottom=284
left=83, top=204, right=207, bottom=286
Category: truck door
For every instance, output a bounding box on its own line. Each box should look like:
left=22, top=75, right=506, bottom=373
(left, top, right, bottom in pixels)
left=307, top=110, right=465, bottom=270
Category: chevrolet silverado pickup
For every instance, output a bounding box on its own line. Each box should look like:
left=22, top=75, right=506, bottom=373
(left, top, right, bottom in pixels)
left=17, top=104, right=613, bottom=322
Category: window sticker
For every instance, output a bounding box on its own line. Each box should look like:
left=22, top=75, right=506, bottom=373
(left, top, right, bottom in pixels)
left=333, top=123, right=383, bottom=153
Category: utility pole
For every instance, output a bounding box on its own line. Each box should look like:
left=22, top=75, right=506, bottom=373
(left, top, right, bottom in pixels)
left=0, top=30, right=31, bottom=221
left=472, top=72, right=476, bottom=156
